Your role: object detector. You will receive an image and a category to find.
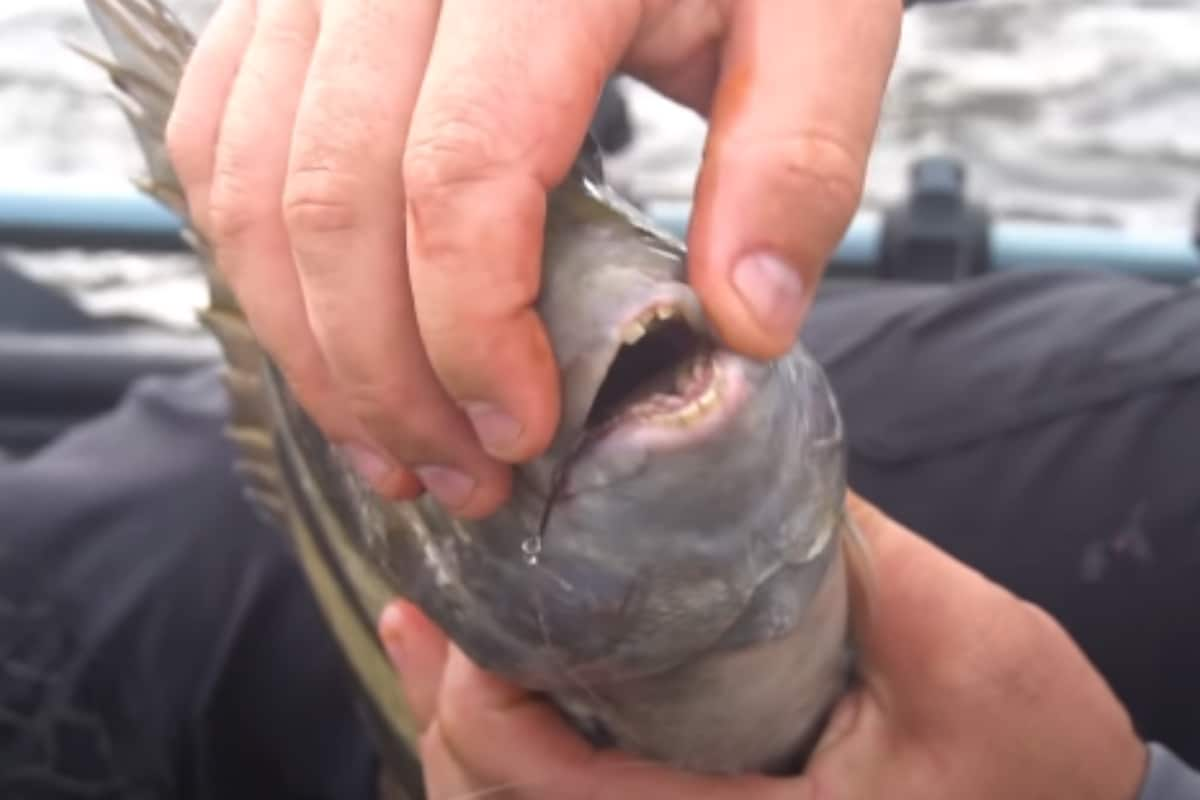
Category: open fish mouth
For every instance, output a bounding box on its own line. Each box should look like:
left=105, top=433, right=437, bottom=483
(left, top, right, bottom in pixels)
left=582, top=298, right=738, bottom=441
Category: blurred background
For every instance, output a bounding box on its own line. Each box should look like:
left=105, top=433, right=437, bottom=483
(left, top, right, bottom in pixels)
left=1, top=0, right=1198, bottom=329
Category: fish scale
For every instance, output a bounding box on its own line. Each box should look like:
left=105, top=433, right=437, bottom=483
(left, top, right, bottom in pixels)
left=79, top=0, right=869, bottom=794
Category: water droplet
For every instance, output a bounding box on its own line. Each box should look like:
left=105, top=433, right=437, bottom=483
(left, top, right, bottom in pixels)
left=521, top=536, right=542, bottom=567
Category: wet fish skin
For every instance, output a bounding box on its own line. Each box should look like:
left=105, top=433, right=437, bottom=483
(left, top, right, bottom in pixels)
left=81, top=0, right=864, bottom=783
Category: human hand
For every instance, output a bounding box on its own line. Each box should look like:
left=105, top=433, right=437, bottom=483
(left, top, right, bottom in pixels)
left=377, top=493, right=1149, bottom=799
left=166, top=0, right=901, bottom=516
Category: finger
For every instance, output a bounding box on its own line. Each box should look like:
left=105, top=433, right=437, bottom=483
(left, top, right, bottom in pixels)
left=166, top=0, right=256, bottom=232
left=618, top=3, right=723, bottom=114
left=583, top=756, right=804, bottom=800
left=207, top=0, right=418, bottom=495
left=688, top=0, right=901, bottom=357
left=436, top=645, right=595, bottom=787
left=419, top=721, right=489, bottom=799
left=379, top=600, right=449, bottom=732
left=402, top=0, right=643, bottom=471
left=842, top=494, right=1026, bottom=694
left=802, top=688, right=892, bottom=800
left=282, top=0, right=501, bottom=515
left=435, top=647, right=804, bottom=799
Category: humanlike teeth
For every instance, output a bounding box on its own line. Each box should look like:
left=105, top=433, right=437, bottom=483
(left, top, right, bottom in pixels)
left=620, top=303, right=680, bottom=344
left=621, top=320, right=647, bottom=345
left=655, top=364, right=722, bottom=427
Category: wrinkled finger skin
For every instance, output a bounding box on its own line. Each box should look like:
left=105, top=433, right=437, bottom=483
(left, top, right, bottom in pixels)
left=166, top=0, right=901, bottom=517
left=378, top=494, right=1150, bottom=799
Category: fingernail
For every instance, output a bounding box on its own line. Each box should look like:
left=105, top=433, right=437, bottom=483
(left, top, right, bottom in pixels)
left=414, top=465, right=476, bottom=509
left=464, top=402, right=523, bottom=456
left=380, top=603, right=406, bottom=670
left=732, top=252, right=809, bottom=338
left=338, top=442, right=395, bottom=485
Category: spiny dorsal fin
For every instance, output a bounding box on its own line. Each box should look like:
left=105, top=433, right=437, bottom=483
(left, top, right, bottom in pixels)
left=81, top=4, right=433, bottom=791
left=198, top=308, right=261, bottom=371
left=75, top=0, right=191, bottom=211
left=78, top=0, right=284, bottom=526
left=76, top=0, right=243, bottom=342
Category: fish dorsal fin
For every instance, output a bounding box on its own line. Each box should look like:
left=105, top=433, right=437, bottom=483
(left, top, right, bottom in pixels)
left=79, top=4, right=426, bottom=793
left=75, top=0, right=280, bottom=523
left=74, top=0, right=191, bottom=218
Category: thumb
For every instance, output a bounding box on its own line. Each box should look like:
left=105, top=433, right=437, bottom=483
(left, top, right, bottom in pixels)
left=688, top=0, right=900, bottom=356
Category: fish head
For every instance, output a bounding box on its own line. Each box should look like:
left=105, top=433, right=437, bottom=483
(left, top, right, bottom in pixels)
left=472, top=156, right=849, bottom=687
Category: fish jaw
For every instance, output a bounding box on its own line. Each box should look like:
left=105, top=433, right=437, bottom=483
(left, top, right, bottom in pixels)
left=554, top=532, right=854, bottom=775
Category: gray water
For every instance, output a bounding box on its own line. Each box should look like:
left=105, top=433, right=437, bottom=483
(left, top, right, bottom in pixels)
left=2, top=0, right=1198, bottom=327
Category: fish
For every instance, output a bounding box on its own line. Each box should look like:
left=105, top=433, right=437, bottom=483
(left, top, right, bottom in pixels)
left=78, top=0, right=869, bottom=794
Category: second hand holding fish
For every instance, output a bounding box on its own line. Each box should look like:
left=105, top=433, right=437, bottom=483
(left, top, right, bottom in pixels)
left=381, top=494, right=1149, bottom=800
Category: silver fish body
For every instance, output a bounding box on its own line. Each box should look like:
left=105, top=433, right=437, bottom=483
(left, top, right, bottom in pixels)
left=81, top=0, right=865, bottom=790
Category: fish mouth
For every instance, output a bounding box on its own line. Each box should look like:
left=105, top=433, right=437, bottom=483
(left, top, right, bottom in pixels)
left=582, top=298, right=731, bottom=439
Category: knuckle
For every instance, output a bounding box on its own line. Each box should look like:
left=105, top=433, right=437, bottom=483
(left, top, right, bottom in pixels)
left=204, top=131, right=287, bottom=244
left=772, top=131, right=865, bottom=224
left=341, top=378, right=446, bottom=458
left=282, top=165, right=363, bottom=237
left=252, top=18, right=314, bottom=55
left=274, top=353, right=345, bottom=427
left=403, top=109, right=517, bottom=202
left=205, top=171, right=265, bottom=244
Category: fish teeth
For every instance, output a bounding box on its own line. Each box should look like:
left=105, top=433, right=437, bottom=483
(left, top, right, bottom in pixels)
left=621, top=320, right=647, bottom=344
left=655, top=364, right=722, bottom=427
left=620, top=304, right=681, bottom=345
left=695, top=381, right=719, bottom=412
left=670, top=404, right=703, bottom=426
